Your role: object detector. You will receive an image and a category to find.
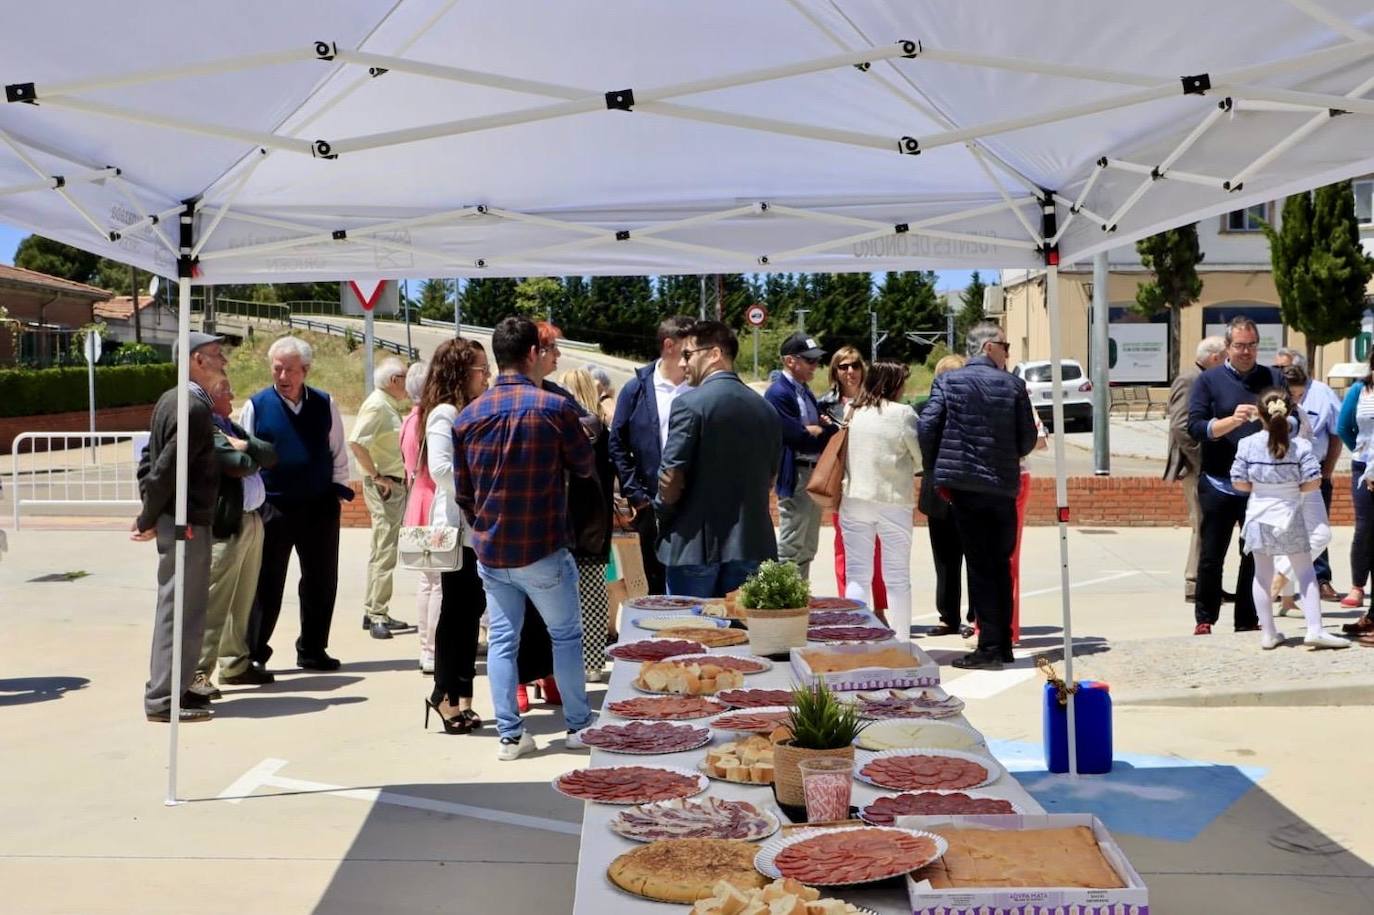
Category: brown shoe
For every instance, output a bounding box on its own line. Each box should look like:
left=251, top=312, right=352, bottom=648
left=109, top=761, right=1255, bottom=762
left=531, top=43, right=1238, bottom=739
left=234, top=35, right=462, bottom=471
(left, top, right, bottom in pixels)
left=1341, top=615, right=1374, bottom=636
left=1319, top=582, right=1341, bottom=602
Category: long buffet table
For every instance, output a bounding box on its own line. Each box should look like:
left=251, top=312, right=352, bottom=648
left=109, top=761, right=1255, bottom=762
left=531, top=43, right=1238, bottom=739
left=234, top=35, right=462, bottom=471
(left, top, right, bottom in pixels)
left=570, top=609, right=1045, bottom=915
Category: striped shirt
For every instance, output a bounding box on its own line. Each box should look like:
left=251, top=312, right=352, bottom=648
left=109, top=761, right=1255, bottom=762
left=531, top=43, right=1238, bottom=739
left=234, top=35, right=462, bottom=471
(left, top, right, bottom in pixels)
left=453, top=372, right=595, bottom=569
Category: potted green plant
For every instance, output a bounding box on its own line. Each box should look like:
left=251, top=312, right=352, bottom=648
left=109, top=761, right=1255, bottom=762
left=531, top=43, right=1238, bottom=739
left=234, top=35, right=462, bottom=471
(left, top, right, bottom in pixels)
left=773, top=680, right=866, bottom=808
left=737, top=560, right=810, bottom=656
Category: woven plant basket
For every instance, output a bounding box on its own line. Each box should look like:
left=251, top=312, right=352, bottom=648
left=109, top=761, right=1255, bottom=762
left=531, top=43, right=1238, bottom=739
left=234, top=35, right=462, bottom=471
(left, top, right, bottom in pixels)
left=773, top=740, right=855, bottom=808
left=745, top=606, right=808, bottom=656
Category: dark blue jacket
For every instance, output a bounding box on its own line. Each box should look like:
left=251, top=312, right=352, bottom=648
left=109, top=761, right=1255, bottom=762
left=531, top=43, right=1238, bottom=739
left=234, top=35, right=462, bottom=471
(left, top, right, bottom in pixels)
left=917, top=355, right=1037, bottom=498
left=764, top=372, right=833, bottom=498
left=249, top=386, right=335, bottom=506
left=1186, top=361, right=1281, bottom=480
left=608, top=361, right=663, bottom=507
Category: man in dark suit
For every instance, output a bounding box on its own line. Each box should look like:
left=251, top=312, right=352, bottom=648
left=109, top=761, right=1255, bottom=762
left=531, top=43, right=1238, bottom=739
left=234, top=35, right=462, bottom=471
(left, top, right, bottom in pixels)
left=1165, top=336, right=1226, bottom=603
left=763, top=332, right=836, bottom=581
left=608, top=315, right=695, bottom=594
left=656, top=321, right=783, bottom=598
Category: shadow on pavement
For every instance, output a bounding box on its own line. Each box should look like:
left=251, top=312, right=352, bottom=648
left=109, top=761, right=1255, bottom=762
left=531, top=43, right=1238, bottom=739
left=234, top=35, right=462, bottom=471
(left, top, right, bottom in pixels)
left=0, top=675, right=89, bottom=706
left=213, top=694, right=368, bottom=718
left=235, top=675, right=365, bottom=694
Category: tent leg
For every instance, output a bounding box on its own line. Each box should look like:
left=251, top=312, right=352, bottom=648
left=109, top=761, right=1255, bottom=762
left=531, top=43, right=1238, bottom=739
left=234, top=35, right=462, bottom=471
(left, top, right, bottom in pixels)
left=1044, top=255, right=1079, bottom=779
left=1091, top=251, right=1111, bottom=476
left=166, top=274, right=192, bottom=806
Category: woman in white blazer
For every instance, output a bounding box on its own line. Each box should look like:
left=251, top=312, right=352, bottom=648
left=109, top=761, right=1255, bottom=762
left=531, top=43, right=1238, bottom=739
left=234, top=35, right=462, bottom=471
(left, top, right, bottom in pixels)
left=420, top=338, right=490, bottom=734
left=838, top=361, right=922, bottom=641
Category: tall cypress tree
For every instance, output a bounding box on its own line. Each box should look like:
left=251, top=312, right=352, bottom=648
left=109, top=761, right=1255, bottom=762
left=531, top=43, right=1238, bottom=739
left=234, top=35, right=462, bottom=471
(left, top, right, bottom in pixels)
left=1134, top=225, right=1204, bottom=382
left=878, top=270, right=944, bottom=361
left=417, top=278, right=454, bottom=320
left=461, top=276, right=521, bottom=326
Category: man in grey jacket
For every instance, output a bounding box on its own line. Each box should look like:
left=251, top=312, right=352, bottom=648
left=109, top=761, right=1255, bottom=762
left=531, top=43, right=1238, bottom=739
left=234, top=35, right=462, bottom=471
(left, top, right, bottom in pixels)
left=1166, top=337, right=1226, bottom=603
left=656, top=321, right=783, bottom=598
left=918, top=321, right=1038, bottom=670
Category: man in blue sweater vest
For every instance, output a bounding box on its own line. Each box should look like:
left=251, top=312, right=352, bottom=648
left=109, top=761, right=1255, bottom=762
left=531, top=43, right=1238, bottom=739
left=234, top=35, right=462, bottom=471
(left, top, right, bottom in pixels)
left=241, top=336, right=353, bottom=672
left=1187, top=316, right=1282, bottom=634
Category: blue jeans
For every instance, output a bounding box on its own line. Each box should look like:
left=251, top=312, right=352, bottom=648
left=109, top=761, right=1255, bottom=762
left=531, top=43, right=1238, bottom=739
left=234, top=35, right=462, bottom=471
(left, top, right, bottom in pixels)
left=666, top=560, right=760, bottom=599
left=477, top=549, right=591, bottom=739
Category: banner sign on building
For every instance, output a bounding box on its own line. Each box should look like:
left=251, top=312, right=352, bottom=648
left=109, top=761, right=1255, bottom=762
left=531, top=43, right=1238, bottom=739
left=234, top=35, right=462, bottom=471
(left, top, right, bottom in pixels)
left=1105, top=307, right=1168, bottom=383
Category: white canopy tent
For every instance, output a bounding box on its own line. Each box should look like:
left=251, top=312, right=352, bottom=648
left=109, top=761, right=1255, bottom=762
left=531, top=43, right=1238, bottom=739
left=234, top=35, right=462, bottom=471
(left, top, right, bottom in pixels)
left=4, top=0, right=1373, bottom=801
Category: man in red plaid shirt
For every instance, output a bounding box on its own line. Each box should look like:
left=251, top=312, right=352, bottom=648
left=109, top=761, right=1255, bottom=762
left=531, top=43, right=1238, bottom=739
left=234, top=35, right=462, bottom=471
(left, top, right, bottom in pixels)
left=454, top=316, right=598, bottom=761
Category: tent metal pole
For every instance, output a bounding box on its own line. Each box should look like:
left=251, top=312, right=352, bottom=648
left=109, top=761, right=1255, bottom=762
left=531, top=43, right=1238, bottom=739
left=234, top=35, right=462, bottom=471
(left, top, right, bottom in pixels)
left=1157, top=104, right=1231, bottom=174
left=37, top=48, right=314, bottom=98
left=633, top=235, right=761, bottom=267
left=1041, top=210, right=1079, bottom=779
left=116, top=204, right=184, bottom=240
left=0, top=129, right=113, bottom=241
left=1102, top=177, right=1155, bottom=232
left=0, top=166, right=119, bottom=198
left=1091, top=251, right=1111, bottom=476
left=110, top=178, right=180, bottom=258
left=192, top=149, right=269, bottom=258
left=1281, top=0, right=1374, bottom=40
left=1227, top=72, right=1374, bottom=188
left=968, top=147, right=1045, bottom=245
left=1104, top=159, right=1227, bottom=188
left=34, top=94, right=315, bottom=155
left=1050, top=165, right=1106, bottom=244
left=1218, top=84, right=1374, bottom=116
left=1219, top=37, right=1374, bottom=84
left=919, top=48, right=1161, bottom=87
left=167, top=207, right=195, bottom=805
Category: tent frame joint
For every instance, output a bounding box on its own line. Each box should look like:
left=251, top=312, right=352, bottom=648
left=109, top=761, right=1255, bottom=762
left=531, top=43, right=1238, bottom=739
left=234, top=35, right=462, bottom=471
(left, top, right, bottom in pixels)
left=332, top=229, right=347, bottom=240
left=311, top=140, right=337, bottom=159
left=898, top=135, right=920, bottom=155
left=1181, top=73, right=1211, bottom=95
left=605, top=89, right=634, bottom=110
left=899, top=40, right=921, bottom=58
left=4, top=82, right=36, bottom=104
left=615, top=229, right=630, bottom=241
left=314, top=41, right=337, bottom=62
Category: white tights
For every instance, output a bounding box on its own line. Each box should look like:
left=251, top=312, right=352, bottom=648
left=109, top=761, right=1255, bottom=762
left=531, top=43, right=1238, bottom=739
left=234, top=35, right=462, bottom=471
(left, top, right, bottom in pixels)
left=1251, top=551, right=1327, bottom=639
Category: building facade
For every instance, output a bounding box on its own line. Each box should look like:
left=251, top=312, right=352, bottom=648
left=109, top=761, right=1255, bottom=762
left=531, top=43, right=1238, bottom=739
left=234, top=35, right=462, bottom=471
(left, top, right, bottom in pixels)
left=0, top=265, right=112, bottom=367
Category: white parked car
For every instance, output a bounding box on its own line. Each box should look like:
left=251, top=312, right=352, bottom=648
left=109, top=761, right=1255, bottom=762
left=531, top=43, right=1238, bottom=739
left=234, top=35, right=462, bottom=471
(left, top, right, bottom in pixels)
left=1012, top=359, right=1094, bottom=430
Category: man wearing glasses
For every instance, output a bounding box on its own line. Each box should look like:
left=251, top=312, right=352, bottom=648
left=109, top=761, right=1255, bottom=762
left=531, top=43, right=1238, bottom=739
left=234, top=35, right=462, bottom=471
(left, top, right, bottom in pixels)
left=1187, top=316, right=1282, bottom=635
left=348, top=356, right=416, bottom=640
left=764, top=332, right=837, bottom=581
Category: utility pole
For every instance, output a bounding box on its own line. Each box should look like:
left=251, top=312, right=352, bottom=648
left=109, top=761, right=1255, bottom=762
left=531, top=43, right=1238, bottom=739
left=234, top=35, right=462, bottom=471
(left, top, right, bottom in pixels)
left=1091, top=252, right=1111, bottom=476
left=870, top=311, right=879, bottom=362
left=130, top=264, right=142, bottom=343
left=715, top=274, right=724, bottom=321
left=795, top=308, right=810, bottom=333
left=403, top=279, right=413, bottom=356
left=453, top=279, right=462, bottom=338
left=699, top=275, right=706, bottom=320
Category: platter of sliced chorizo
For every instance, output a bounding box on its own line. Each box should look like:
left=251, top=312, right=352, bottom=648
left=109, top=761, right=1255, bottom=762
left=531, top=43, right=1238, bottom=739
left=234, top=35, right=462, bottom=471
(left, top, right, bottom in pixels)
left=605, top=695, right=726, bottom=721
left=808, top=610, right=871, bottom=627
left=608, top=638, right=707, bottom=663
left=858, top=790, right=1024, bottom=826
left=717, top=688, right=797, bottom=709
left=754, top=826, right=947, bottom=886
left=807, top=625, right=896, bottom=643
left=576, top=720, right=712, bottom=755
left=708, top=706, right=794, bottom=734
left=552, top=765, right=709, bottom=804
left=854, top=748, right=1001, bottom=792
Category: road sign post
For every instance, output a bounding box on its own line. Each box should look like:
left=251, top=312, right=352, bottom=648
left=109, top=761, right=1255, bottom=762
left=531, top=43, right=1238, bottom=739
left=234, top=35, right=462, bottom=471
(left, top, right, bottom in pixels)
left=349, top=280, right=387, bottom=393
left=83, top=330, right=101, bottom=458
left=745, top=304, right=768, bottom=380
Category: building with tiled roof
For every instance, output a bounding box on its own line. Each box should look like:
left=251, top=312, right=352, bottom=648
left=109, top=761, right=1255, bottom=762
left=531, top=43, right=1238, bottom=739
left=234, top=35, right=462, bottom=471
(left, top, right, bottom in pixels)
left=0, top=264, right=113, bottom=366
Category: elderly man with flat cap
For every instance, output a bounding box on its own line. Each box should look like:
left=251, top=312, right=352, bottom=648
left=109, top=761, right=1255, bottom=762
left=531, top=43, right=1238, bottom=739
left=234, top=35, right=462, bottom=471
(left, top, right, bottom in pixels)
left=764, top=332, right=836, bottom=582
left=133, top=330, right=227, bottom=723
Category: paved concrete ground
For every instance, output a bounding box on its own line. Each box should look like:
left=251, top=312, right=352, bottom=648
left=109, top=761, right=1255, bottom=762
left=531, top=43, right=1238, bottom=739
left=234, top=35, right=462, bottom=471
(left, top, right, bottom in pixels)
left=1, top=522, right=1371, bottom=914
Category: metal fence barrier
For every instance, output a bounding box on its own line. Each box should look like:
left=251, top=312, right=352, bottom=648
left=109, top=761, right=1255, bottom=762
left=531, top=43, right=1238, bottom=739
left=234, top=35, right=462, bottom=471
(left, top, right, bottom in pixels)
left=9, top=432, right=146, bottom=529
left=286, top=316, right=420, bottom=360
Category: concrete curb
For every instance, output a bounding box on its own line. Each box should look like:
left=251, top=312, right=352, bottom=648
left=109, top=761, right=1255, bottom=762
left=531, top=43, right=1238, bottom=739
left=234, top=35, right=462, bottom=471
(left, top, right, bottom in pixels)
left=1114, top=673, right=1374, bottom=708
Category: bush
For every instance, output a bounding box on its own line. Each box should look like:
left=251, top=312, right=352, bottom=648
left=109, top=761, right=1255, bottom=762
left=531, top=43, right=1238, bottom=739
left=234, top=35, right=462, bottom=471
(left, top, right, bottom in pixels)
left=0, top=363, right=177, bottom=417
left=108, top=342, right=164, bottom=365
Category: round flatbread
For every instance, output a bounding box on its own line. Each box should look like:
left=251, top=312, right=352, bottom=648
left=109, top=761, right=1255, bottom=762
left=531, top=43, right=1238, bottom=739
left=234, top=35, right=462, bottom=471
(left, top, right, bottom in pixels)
left=657, top=627, right=750, bottom=648
left=608, top=838, right=766, bottom=903
left=809, top=597, right=866, bottom=610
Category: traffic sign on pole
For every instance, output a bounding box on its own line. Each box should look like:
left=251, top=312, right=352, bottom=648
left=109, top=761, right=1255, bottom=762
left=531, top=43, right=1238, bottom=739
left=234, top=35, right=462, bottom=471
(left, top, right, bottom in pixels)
left=745, top=304, right=767, bottom=327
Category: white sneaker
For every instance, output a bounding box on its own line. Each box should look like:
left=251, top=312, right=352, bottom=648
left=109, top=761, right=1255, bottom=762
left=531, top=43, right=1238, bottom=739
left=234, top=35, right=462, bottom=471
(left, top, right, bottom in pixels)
left=1260, top=632, right=1284, bottom=650
left=1304, top=631, right=1351, bottom=650
left=565, top=713, right=600, bottom=750
left=497, top=732, right=536, bottom=761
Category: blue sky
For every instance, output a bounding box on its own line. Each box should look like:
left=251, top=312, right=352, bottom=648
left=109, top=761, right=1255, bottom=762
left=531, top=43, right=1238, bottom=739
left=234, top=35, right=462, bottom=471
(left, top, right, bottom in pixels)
left=0, top=221, right=978, bottom=292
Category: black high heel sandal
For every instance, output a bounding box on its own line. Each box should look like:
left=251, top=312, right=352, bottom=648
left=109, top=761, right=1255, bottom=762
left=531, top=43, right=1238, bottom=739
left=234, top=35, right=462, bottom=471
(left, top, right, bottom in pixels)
left=424, top=698, right=472, bottom=734
left=458, top=709, right=482, bottom=730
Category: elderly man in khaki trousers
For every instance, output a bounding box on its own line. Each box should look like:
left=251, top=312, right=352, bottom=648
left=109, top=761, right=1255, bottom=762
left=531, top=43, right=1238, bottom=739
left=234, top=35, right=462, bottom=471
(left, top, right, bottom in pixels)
left=349, top=357, right=415, bottom=640
left=1165, top=336, right=1226, bottom=603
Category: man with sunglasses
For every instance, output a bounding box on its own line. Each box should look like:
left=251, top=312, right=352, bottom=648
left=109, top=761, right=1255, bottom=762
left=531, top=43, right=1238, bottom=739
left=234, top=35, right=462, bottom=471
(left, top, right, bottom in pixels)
left=764, top=332, right=837, bottom=582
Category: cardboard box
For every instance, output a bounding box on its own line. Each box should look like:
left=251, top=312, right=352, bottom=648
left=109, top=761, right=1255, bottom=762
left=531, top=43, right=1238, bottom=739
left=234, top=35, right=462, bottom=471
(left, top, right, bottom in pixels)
left=790, top=640, right=940, bottom=691
left=895, top=813, right=1150, bottom=915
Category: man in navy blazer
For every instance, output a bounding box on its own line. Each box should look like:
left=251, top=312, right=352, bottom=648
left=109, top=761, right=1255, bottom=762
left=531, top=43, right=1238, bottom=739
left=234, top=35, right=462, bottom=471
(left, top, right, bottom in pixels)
left=608, top=315, right=695, bottom=594
left=764, top=332, right=836, bottom=581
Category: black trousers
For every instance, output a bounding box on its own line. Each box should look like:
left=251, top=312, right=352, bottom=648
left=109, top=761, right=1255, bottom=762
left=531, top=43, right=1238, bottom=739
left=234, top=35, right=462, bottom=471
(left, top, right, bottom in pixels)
left=1350, top=463, right=1373, bottom=589
left=250, top=495, right=341, bottom=663
left=927, top=512, right=965, bottom=630
left=949, top=489, right=1017, bottom=658
left=1194, top=478, right=1259, bottom=629
left=633, top=506, right=666, bottom=596
left=433, top=548, right=484, bottom=702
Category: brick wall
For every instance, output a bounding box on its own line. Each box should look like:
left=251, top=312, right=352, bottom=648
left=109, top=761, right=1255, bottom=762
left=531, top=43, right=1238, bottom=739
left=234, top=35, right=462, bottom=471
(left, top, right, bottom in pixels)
left=0, top=403, right=156, bottom=454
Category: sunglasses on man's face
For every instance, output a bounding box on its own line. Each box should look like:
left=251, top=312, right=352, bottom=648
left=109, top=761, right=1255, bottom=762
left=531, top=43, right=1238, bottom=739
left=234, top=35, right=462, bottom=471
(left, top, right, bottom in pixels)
left=988, top=340, right=1011, bottom=351
left=680, top=346, right=714, bottom=360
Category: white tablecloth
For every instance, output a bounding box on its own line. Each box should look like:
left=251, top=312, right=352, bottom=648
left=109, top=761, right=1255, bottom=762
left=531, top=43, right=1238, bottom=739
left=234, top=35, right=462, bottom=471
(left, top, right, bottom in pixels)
left=570, top=613, right=1044, bottom=914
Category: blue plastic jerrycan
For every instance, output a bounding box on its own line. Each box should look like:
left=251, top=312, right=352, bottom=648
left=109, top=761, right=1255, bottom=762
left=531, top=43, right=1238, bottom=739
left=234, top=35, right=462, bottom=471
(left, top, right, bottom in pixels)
left=1043, top=680, right=1112, bottom=774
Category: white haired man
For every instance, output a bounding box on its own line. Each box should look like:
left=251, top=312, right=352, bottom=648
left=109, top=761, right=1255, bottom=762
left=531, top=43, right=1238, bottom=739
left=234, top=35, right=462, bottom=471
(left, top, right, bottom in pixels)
left=241, top=336, right=353, bottom=671
left=1166, top=336, right=1227, bottom=603
left=348, top=356, right=416, bottom=639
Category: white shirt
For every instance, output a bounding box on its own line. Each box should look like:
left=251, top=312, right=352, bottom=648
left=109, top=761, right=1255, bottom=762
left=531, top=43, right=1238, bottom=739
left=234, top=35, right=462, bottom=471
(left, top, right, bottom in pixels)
left=842, top=403, right=922, bottom=507
left=423, top=403, right=465, bottom=530
left=654, top=360, right=692, bottom=450
left=239, top=387, right=350, bottom=485
left=782, top=369, right=819, bottom=425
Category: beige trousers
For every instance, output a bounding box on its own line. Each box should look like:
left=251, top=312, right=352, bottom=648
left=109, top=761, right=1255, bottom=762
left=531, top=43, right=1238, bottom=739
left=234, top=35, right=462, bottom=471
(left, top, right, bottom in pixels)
left=362, top=477, right=408, bottom=620
left=200, top=510, right=265, bottom=678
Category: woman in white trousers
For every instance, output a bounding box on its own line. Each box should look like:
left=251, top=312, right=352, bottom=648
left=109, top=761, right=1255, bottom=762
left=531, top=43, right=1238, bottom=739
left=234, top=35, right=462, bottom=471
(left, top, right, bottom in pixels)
left=838, top=361, right=922, bottom=641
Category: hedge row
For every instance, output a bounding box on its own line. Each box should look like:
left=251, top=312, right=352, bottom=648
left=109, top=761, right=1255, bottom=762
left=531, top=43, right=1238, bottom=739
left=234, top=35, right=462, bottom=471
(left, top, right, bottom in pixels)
left=0, top=363, right=177, bottom=417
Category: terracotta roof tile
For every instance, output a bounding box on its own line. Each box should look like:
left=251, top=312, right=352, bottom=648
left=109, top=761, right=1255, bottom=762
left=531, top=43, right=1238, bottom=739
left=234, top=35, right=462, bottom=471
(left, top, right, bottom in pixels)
left=92, top=295, right=157, bottom=320
left=0, top=263, right=114, bottom=299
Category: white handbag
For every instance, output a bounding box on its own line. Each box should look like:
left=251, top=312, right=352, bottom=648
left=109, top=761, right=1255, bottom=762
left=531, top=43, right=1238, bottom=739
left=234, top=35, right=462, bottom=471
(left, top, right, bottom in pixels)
left=399, top=524, right=463, bottom=572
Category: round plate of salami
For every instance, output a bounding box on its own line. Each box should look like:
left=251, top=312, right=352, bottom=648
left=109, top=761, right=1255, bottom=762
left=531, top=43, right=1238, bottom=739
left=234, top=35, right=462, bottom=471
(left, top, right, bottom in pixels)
left=634, top=614, right=729, bottom=631
left=662, top=653, right=772, bottom=674
left=624, top=595, right=707, bottom=613
left=609, top=797, right=780, bottom=843
left=552, top=765, right=709, bottom=804
left=808, top=610, right=871, bottom=627
left=855, top=748, right=1001, bottom=792
left=577, top=720, right=712, bottom=755
left=807, top=625, right=896, bottom=642
left=708, top=706, right=794, bottom=734
left=859, top=790, right=1024, bottom=826
left=809, top=597, right=866, bottom=611
left=717, top=688, right=796, bottom=709
left=606, top=696, right=726, bottom=721
left=754, top=826, right=947, bottom=886
left=843, top=688, right=965, bottom=720
left=607, top=639, right=707, bottom=663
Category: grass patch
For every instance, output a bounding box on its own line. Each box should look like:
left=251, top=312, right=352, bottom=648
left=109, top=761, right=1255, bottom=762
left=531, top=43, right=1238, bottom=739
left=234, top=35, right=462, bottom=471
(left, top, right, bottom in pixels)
left=226, top=329, right=398, bottom=415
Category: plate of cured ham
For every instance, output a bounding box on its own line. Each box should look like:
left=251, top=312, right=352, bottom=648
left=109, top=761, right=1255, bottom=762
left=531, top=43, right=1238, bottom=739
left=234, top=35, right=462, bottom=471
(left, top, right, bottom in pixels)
left=808, top=597, right=866, bottom=611
left=842, top=688, right=965, bottom=720
left=609, top=797, right=780, bottom=843
left=716, top=688, right=797, bottom=709
left=605, top=695, right=726, bottom=721
left=662, top=653, right=772, bottom=674
left=708, top=706, right=794, bottom=734
left=858, top=790, right=1024, bottom=826
left=754, top=826, right=947, bottom=886
left=854, top=748, right=1001, bottom=792
left=807, top=625, right=896, bottom=643
left=576, top=720, right=712, bottom=755
left=607, top=639, right=707, bottom=663
left=808, top=610, right=871, bottom=627
left=552, top=765, right=709, bottom=804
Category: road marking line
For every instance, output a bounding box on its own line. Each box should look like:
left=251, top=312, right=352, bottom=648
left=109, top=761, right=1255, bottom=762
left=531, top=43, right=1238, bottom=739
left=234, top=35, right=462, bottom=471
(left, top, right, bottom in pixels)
left=1021, top=570, right=1141, bottom=598
left=218, top=759, right=581, bottom=836
left=943, top=667, right=1038, bottom=700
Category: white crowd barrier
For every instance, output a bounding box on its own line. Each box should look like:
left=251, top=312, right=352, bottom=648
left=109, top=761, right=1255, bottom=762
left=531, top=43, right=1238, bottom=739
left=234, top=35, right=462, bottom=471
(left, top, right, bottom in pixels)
left=9, top=432, right=146, bottom=529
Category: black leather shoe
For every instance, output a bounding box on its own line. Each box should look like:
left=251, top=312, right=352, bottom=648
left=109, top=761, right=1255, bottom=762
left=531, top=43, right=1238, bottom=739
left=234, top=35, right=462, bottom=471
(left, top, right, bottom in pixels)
left=951, top=651, right=1004, bottom=671
left=297, top=653, right=341, bottom=671
left=180, top=691, right=212, bottom=709
left=147, top=707, right=213, bottom=723
left=221, top=663, right=275, bottom=685
left=370, top=621, right=394, bottom=640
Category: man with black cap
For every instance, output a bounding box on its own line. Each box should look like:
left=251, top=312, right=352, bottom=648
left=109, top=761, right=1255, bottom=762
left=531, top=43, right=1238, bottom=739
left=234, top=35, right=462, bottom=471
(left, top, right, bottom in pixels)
left=132, top=330, right=226, bottom=722
left=763, top=332, right=835, bottom=581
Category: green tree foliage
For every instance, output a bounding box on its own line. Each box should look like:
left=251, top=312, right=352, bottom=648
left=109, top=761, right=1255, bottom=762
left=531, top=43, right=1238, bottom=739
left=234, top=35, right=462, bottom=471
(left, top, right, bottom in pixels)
left=514, top=276, right=566, bottom=321
left=954, top=270, right=988, bottom=350
left=806, top=273, right=872, bottom=350
left=579, top=275, right=657, bottom=357
left=13, top=235, right=102, bottom=285
left=416, top=278, right=455, bottom=321
left=1134, top=224, right=1204, bottom=381
left=1263, top=181, right=1374, bottom=367
left=654, top=275, right=701, bottom=317
left=460, top=277, right=520, bottom=326
left=876, top=270, right=944, bottom=362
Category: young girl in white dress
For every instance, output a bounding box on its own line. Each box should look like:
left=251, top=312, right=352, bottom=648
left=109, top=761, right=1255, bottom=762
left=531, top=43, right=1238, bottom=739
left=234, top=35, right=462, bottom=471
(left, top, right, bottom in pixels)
left=1230, top=388, right=1350, bottom=650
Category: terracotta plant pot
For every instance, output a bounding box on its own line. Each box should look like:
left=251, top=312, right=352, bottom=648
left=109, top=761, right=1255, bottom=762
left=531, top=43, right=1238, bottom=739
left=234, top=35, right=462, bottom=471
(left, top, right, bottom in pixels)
left=745, top=606, right=808, bottom=656
left=772, top=739, right=855, bottom=808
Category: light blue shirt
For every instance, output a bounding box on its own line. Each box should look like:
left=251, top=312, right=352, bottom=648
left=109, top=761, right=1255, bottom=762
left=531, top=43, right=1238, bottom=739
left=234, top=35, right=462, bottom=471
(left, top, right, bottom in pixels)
left=1300, top=380, right=1340, bottom=467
